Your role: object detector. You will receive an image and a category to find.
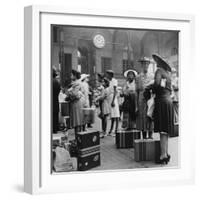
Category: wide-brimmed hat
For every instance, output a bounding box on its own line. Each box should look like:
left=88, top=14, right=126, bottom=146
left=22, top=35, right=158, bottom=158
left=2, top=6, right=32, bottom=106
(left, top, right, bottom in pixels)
left=152, top=54, right=171, bottom=72
left=106, top=70, right=114, bottom=75
left=80, top=74, right=90, bottom=81
left=124, top=69, right=138, bottom=78
left=138, top=57, right=151, bottom=63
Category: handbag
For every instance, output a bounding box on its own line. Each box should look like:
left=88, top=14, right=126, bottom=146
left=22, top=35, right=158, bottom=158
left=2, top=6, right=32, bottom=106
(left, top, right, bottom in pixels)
left=54, top=146, right=74, bottom=172
left=147, top=94, right=155, bottom=119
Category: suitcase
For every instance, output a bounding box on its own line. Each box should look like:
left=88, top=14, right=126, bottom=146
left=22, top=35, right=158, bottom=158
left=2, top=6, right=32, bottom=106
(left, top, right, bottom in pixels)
left=134, top=139, right=160, bottom=162
left=116, top=130, right=141, bottom=149
left=170, top=123, right=179, bottom=137
left=61, top=101, right=70, bottom=117
left=78, top=151, right=101, bottom=171
left=78, top=145, right=100, bottom=156
left=77, top=130, right=100, bottom=150
left=82, top=108, right=95, bottom=124
left=154, top=140, right=161, bottom=163
left=174, top=124, right=179, bottom=137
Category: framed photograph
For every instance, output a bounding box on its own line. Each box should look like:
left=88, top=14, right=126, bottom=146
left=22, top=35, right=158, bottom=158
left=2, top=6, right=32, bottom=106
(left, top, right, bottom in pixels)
left=24, top=5, right=195, bottom=194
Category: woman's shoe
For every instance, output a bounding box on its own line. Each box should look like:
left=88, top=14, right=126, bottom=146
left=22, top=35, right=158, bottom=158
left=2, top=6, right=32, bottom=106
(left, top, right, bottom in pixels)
left=156, top=157, right=169, bottom=165
left=167, top=154, right=171, bottom=163
left=87, top=124, right=93, bottom=128
left=108, top=131, right=112, bottom=136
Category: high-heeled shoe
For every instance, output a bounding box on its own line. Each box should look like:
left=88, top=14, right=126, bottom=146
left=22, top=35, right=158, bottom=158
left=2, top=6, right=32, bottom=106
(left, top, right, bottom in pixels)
left=166, top=154, right=171, bottom=163
left=156, top=157, right=169, bottom=164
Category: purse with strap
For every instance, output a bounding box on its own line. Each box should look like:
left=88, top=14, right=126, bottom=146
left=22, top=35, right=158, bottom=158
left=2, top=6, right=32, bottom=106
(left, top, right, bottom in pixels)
left=147, top=94, right=155, bottom=119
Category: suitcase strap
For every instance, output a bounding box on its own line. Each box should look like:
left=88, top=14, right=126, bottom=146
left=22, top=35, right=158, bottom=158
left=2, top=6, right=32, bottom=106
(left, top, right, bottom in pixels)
left=78, top=145, right=100, bottom=156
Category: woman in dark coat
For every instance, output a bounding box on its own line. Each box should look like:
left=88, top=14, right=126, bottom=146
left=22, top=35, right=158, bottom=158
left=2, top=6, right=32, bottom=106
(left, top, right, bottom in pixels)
left=152, top=54, right=174, bottom=164
left=53, top=69, right=61, bottom=133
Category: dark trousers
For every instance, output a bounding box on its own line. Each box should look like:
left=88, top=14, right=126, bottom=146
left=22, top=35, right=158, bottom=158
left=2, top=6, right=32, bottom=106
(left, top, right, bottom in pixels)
left=53, top=111, right=59, bottom=133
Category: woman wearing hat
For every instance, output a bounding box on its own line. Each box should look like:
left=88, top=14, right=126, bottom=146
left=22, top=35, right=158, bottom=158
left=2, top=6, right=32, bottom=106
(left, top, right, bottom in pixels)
left=121, top=69, right=138, bottom=130
left=152, top=54, right=174, bottom=164
left=66, top=69, right=84, bottom=138
left=96, top=78, right=111, bottom=137
left=136, top=57, right=154, bottom=139
left=106, top=70, right=120, bottom=136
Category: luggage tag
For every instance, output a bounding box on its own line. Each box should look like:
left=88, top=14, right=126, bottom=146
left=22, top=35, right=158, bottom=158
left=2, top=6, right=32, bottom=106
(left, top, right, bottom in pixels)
left=160, top=78, right=167, bottom=88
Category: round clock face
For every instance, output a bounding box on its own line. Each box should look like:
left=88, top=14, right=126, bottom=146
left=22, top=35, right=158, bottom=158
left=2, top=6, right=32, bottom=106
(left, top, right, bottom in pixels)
left=93, top=34, right=105, bottom=48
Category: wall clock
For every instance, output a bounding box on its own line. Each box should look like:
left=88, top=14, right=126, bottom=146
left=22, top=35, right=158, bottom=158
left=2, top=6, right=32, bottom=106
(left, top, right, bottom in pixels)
left=93, top=34, right=105, bottom=48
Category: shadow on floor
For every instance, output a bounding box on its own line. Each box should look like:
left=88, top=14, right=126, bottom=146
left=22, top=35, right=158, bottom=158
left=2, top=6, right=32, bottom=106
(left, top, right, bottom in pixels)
left=12, top=184, right=24, bottom=193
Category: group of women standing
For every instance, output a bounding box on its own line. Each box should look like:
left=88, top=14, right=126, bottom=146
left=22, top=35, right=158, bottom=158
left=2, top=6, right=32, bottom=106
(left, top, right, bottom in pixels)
left=95, top=54, right=177, bottom=165
left=53, top=54, right=178, bottom=165
left=96, top=57, right=155, bottom=139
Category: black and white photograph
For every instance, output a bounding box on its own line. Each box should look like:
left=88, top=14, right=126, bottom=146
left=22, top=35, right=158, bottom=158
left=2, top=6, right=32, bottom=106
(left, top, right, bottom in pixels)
left=51, top=25, right=179, bottom=173
left=1, top=0, right=198, bottom=197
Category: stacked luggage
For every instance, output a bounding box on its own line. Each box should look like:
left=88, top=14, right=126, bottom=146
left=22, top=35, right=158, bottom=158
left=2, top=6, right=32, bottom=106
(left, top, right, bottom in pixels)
left=115, top=129, right=161, bottom=163
left=77, top=130, right=100, bottom=171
